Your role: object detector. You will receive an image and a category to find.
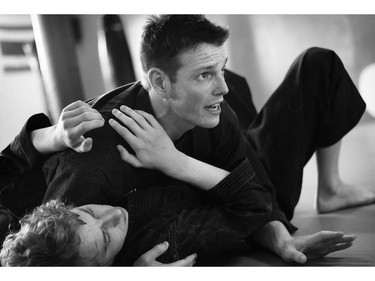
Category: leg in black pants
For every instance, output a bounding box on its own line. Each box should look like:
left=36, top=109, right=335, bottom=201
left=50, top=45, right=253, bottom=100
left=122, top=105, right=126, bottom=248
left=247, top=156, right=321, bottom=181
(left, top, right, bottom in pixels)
left=245, top=47, right=371, bottom=221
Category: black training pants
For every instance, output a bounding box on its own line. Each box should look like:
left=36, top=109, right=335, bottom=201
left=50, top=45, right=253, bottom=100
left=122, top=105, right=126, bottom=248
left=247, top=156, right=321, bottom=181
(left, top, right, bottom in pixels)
left=245, top=47, right=366, bottom=220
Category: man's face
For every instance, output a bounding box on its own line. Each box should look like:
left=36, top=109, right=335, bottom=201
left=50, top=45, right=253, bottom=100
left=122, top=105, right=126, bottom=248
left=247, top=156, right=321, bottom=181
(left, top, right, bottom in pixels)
left=166, top=43, right=229, bottom=130
left=71, top=204, right=128, bottom=265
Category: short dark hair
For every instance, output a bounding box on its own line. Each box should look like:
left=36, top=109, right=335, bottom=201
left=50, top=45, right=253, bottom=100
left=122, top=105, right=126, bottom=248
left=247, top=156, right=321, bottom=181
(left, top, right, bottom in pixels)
left=0, top=200, right=96, bottom=266
left=140, top=15, right=229, bottom=84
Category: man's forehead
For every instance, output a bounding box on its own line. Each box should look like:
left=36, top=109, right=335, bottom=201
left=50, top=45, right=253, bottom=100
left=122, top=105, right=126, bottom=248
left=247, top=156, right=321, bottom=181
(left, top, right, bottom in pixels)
left=179, top=43, right=228, bottom=71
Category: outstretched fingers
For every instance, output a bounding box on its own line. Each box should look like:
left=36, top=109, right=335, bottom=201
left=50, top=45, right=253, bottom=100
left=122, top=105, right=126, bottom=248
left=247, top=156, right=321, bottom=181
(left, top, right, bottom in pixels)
left=306, top=231, right=344, bottom=246
left=339, top=234, right=357, bottom=242
left=116, top=145, right=142, bottom=167
left=327, top=241, right=354, bottom=253
left=114, top=105, right=151, bottom=133
left=109, top=117, right=143, bottom=166
left=134, top=109, right=162, bottom=129
left=317, top=232, right=356, bottom=245
left=304, top=231, right=356, bottom=258
left=109, top=118, right=138, bottom=147
left=324, top=234, right=356, bottom=254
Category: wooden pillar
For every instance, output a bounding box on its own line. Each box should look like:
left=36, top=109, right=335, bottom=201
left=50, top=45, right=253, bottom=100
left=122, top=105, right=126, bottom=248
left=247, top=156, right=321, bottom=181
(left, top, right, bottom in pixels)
left=31, top=15, right=85, bottom=122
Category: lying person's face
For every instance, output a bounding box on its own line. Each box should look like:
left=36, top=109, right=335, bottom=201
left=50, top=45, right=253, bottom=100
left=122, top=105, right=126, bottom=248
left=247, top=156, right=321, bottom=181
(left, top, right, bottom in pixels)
left=70, top=204, right=129, bottom=265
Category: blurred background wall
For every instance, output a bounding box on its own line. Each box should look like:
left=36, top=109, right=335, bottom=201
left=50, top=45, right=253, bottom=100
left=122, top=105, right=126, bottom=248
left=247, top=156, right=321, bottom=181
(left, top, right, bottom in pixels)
left=1, top=14, right=375, bottom=149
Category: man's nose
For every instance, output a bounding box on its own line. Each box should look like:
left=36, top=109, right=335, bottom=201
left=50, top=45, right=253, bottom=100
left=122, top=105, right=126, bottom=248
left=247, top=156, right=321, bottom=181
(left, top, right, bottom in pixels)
left=101, top=208, right=122, bottom=227
left=214, top=74, right=229, bottom=96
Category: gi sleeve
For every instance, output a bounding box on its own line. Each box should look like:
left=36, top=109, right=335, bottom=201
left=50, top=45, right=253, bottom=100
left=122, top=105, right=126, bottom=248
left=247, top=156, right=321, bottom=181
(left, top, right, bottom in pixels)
left=0, top=113, right=51, bottom=216
left=171, top=158, right=272, bottom=261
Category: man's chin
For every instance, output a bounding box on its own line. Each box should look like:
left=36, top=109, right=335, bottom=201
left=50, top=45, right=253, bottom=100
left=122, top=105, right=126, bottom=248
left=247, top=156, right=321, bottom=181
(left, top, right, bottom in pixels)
left=201, top=118, right=220, bottom=128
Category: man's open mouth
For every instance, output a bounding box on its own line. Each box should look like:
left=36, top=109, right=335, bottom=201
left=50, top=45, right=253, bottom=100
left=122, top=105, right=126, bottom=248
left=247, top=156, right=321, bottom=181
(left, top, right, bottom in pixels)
left=204, top=102, right=221, bottom=111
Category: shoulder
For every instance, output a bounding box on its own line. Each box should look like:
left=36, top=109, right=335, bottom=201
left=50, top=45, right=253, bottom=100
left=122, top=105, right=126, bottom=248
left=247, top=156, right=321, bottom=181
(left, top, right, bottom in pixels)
left=87, top=81, right=143, bottom=109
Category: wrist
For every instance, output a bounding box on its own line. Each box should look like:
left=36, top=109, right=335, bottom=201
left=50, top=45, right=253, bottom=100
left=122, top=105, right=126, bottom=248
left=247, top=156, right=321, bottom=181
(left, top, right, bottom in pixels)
left=31, top=125, right=66, bottom=155
left=162, top=149, right=187, bottom=177
left=50, top=124, right=68, bottom=152
left=253, top=220, right=292, bottom=257
left=30, top=126, right=54, bottom=154
left=275, top=234, right=292, bottom=258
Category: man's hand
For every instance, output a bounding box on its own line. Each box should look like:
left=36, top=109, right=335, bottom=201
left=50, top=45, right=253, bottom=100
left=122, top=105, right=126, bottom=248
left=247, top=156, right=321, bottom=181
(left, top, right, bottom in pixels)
left=109, top=105, right=180, bottom=174
left=133, top=241, right=197, bottom=266
left=53, top=100, right=105, bottom=153
left=252, top=221, right=356, bottom=265
left=279, top=231, right=356, bottom=264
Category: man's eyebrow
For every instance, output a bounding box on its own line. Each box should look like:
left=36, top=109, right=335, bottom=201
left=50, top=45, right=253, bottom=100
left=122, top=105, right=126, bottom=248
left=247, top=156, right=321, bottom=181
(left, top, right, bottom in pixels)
left=195, top=57, right=228, bottom=72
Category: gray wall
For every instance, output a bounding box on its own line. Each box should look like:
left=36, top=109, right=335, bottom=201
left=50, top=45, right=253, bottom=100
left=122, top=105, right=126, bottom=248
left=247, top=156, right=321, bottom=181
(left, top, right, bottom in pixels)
left=76, top=15, right=375, bottom=111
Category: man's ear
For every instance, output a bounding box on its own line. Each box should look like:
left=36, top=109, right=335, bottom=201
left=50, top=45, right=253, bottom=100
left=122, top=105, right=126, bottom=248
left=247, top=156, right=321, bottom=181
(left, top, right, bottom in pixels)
left=147, top=68, right=169, bottom=98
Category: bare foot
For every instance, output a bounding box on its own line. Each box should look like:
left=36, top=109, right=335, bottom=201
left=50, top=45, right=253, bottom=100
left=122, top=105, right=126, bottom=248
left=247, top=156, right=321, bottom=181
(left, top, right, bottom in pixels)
left=316, top=180, right=375, bottom=213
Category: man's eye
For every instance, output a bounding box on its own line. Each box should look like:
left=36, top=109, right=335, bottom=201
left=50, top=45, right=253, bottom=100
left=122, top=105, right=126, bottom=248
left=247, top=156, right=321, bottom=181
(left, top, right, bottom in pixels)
left=199, top=72, right=211, bottom=80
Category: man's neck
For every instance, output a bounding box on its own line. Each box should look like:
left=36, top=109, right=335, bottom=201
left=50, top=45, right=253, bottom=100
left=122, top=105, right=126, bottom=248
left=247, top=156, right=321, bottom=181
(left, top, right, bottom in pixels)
left=148, top=90, right=194, bottom=141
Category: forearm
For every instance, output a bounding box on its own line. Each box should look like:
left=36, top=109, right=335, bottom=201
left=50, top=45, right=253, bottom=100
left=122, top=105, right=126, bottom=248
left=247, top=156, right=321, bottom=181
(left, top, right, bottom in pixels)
left=251, top=220, right=292, bottom=257
left=166, top=151, right=230, bottom=191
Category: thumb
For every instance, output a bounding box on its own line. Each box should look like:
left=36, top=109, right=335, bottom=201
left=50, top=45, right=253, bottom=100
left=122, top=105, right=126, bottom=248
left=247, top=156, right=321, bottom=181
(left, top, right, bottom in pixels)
left=296, top=253, right=307, bottom=264
left=74, top=137, right=93, bottom=153
left=291, top=250, right=307, bottom=264
left=117, top=145, right=142, bottom=167
left=282, top=247, right=307, bottom=264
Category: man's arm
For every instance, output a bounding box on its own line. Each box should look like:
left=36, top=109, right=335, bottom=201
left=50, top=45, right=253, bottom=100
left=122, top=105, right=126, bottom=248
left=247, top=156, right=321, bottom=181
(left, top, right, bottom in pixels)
left=0, top=100, right=105, bottom=214
left=109, top=105, right=229, bottom=190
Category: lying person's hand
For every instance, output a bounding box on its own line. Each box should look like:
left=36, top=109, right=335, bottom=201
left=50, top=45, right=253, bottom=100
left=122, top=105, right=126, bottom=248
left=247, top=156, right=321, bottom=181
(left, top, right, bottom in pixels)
left=133, top=241, right=197, bottom=266
left=31, top=101, right=104, bottom=154
left=53, top=100, right=105, bottom=153
left=280, top=231, right=356, bottom=264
